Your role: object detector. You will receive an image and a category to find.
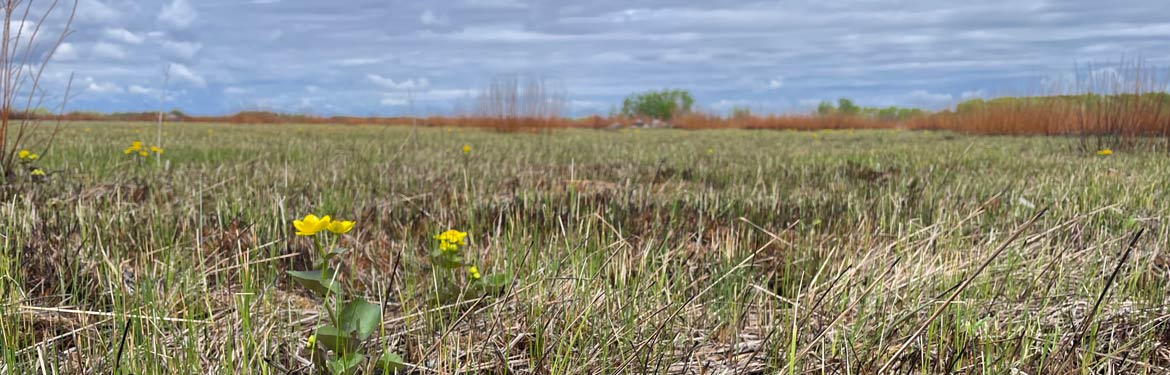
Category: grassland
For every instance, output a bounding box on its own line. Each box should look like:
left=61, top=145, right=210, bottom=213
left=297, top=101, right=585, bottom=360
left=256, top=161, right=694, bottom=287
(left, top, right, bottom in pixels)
left=1, top=122, right=1169, bottom=374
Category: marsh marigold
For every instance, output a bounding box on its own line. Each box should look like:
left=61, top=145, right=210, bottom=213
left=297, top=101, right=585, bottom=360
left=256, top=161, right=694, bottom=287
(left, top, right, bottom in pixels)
left=326, top=220, right=355, bottom=234
left=434, top=229, right=468, bottom=252
left=293, top=214, right=331, bottom=236
left=124, top=141, right=143, bottom=155
left=1097, top=149, right=1113, bottom=156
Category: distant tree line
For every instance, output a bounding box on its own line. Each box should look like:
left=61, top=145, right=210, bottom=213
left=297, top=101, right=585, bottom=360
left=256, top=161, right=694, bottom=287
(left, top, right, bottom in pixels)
left=816, top=98, right=925, bottom=120
left=953, top=93, right=1170, bottom=114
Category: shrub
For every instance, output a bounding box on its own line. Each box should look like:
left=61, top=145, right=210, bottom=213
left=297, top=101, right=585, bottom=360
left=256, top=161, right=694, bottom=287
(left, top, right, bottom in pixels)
left=620, top=89, right=694, bottom=120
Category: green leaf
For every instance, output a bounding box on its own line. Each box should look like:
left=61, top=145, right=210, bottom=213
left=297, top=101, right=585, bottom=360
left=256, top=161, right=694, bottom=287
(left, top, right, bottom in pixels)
left=376, top=352, right=407, bottom=373
left=326, top=352, right=365, bottom=375
left=339, top=298, right=382, bottom=340
left=429, top=250, right=464, bottom=269
left=287, top=268, right=341, bottom=297
left=315, top=325, right=359, bottom=354
left=325, top=247, right=350, bottom=260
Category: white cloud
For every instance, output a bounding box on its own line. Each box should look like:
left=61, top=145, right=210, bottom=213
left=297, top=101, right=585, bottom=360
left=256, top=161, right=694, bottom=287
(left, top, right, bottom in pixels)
left=659, top=50, right=713, bottom=63
left=54, top=43, right=79, bottom=61
left=420, top=10, right=448, bottom=26
left=87, top=81, right=124, bottom=94
left=381, top=98, right=408, bottom=106
left=462, top=0, right=526, bottom=8
left=103, top=28, right=145, bottom=44
left=93, top=42, right=127, bottom=59
left=367, top=74, right=430, bottom=90
left=905, top=90, right=955, bottom=107
left=305, top=85, right=319, bottom=93
left=168, top=63, right=206, bottom=87
left=128, top=85, right=156, bottom=95
left=569, top=100, right=606, bottom=111
left=960, top=90, right=985, bottom=100
left=79, top=0, right=118, bottom=23
left=159, top=0, right=198, bottom=29
left=161, top=40, right=203, bottom=60
left=332, top=58, right=382, bottom=67
left=767, top=78, right=784, bottom=89
left=589, top=52, right=633, bottom=63
left=223, top=87, right=247, bottom=95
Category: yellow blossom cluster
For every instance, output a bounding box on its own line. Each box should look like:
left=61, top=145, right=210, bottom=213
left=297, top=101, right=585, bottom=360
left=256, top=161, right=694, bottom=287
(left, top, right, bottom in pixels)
left=293, top=214, right=355, bottom=237
left=124, top=141, right=164, bottom=157
left=434, top=229, right=468, bottom=252
left=18, top=149, right=38, bottom=161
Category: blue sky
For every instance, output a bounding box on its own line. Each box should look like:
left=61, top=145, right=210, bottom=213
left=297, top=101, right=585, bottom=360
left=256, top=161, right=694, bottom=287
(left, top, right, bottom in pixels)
left=37, top=0, right=1170, bottom=116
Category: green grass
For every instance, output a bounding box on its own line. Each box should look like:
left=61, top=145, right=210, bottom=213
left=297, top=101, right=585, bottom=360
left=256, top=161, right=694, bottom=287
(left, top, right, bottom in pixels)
left=2, top=122, right=1168, bottom=374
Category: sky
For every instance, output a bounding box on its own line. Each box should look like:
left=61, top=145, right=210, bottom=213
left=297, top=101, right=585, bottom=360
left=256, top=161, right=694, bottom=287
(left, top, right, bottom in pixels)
left=31, top=0, right=1170, bottom=116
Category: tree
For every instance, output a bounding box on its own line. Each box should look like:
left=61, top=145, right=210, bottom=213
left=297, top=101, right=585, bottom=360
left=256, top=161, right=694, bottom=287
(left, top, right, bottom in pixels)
left=836, top=98, right=860, bottom=116
left=729, top=106, right=752, bottom=120
left=816, top=101, right=836, bottom=116
left=620, top=89, right=694, bottom=120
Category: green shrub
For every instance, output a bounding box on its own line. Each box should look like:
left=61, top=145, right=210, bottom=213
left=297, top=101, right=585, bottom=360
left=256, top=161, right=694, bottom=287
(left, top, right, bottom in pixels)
left=620, top=89, right=694, bottom=120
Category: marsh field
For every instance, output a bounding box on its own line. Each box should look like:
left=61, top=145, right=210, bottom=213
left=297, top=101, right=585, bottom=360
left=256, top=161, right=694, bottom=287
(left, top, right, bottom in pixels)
left=1, top=121, right=1169, bottom=374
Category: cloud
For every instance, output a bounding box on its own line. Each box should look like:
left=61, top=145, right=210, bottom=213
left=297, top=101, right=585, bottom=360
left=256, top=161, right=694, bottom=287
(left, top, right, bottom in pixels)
left=161, top=40, right=203, bottom=60
left=87, top=81, right=124, bottom=94
left=420, top=10, right=447, bottom=26
left=461, top=0, right=526, bottom=8
left=381, top=98, right=408, bottom=106
left=168, top=63, right=206, bottom=87
left=54, top=43, right=79, bottom=61
left=332, top=58, right=382, bottom=67
left=36, top=0, right=1170, bottom=115
left=905, top=90, right=955, bottom=108
left=159, top=0, right=198, bottom=29
left=92, top=42, right=127, bottom=59
left=128, top=85, right=156, bottom=95
left=367, top=74, right=430, bottom=90
left=78, top=0, right=119, bottom=23
left=103, top=28, right=145, bottom=44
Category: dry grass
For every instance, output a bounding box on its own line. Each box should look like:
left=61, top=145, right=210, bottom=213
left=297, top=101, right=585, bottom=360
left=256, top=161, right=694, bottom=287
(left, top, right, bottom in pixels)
left=1, top=122, right=1168, bottom=374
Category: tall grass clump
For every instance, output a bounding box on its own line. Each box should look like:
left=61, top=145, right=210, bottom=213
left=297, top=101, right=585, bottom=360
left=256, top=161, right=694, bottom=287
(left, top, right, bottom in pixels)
left=911, top=61, right=1170, bottom=148
left=469, top=75, right=567, bottom=131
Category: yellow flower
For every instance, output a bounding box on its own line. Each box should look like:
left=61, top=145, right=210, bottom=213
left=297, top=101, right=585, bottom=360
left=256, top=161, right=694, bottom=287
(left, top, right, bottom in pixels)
left=18, top=150, right=30, bottom=159
left=150, top=146, right=164, bottom=155
left=1097, top=149, right=1113, bottom=156
left=138, top=150, right=148, bottom=157
left=307, top=334, right=317, bottom=348
left=326, top=220, right=355, bottom=235
left=706, top=148, right=714, bottom=155
left=293, top=214, right=331, bottom=236
left=468, top=265, right=481, bottom=280
left=434, top=229, right=468, bottom=252
left=462, top=144, right=471, bottom=155
left=125, top=141, right=144, bottom=155
left=30, top=168, right=45, bottom=176
left=27, top=153, right=38, bottom=161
